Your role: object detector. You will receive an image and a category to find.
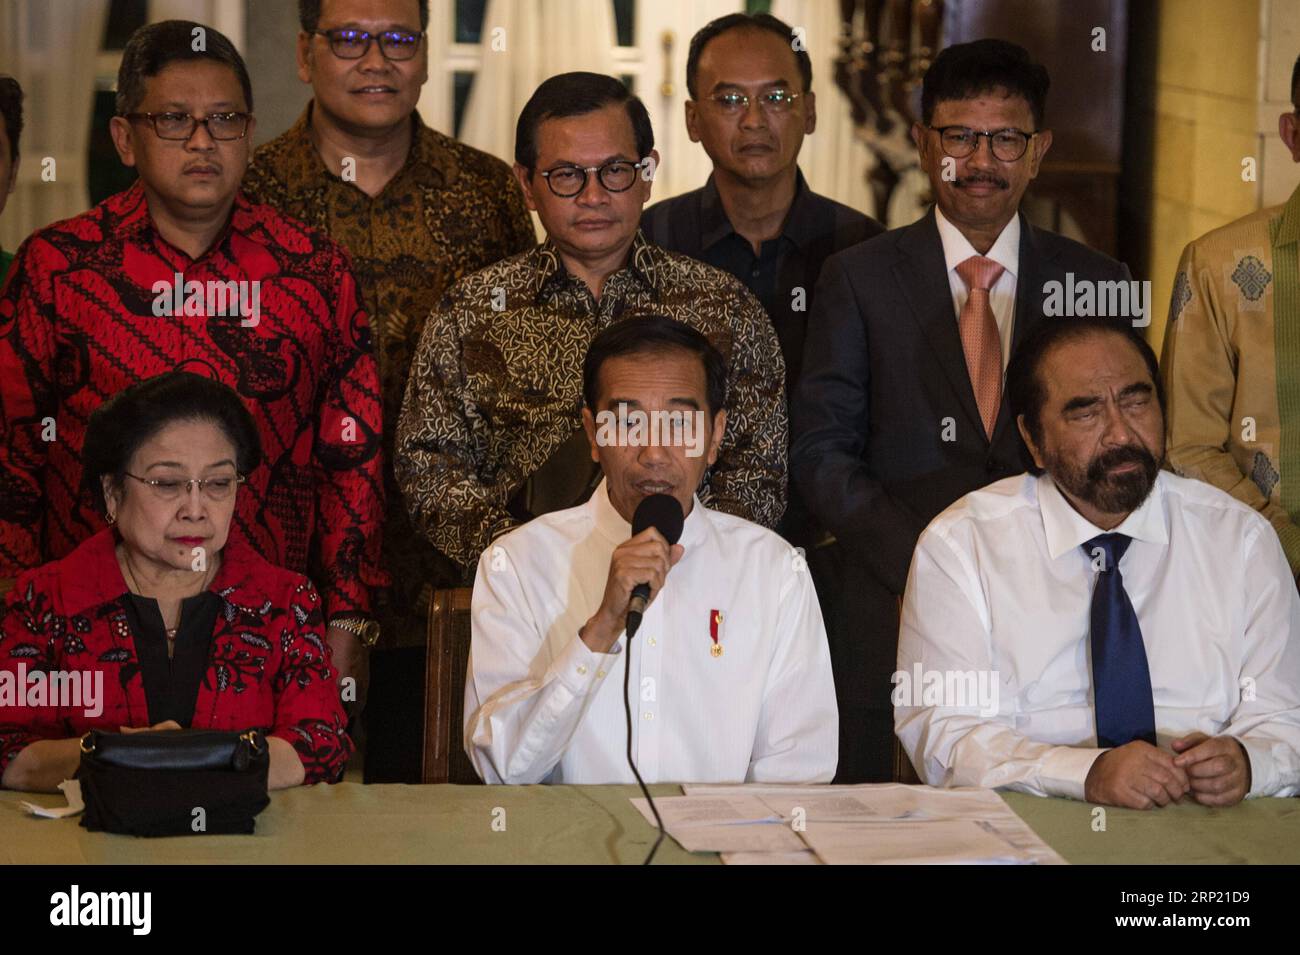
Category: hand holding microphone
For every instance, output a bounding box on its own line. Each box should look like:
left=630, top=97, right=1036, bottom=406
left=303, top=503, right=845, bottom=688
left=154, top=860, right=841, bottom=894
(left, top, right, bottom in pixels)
left=580, top=494, right=684, bottom=652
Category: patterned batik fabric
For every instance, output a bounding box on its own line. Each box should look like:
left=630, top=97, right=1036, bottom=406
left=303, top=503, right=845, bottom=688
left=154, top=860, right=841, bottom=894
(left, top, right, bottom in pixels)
left=395, top=231, right=790, bottom=568
left=244, top=104, right=536, bottom=643
left=0, top=180, right=387, bottom=620
left=1161, top=183, right=1300, bottom=572
left=0, top=528, right=354, bottom=784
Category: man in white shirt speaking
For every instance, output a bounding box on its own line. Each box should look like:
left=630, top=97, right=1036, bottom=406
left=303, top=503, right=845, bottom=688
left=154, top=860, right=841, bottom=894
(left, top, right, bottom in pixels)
left=465, top=315, right=838, bottom=784
left=897, top=315, right=1300, bottom=808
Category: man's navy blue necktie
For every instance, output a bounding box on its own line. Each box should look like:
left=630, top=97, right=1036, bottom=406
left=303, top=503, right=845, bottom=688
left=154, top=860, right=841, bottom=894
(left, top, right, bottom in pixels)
left=1083, top=533, right=1157, bottom=748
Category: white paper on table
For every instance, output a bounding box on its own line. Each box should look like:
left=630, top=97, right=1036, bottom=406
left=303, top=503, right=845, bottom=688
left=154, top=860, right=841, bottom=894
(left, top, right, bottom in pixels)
left=671, top=822, right=807, bottom=853
left=19, top=779, right=84, bottom=819
left=799, top=819, right=1037, bottom=865
left=682, top=783, right=863, bottom=797
left=721, top=849, right=821, bottom=865
left=755, top=791, right=885, bottom=821
left=877, top=785, right=1015, bottom=820
left=971, top=817, right=1067, bottom=865
left=684, top=783, right=1014, bottom=820
left=654, top=784, right=1066, bottom=864
left=629, top=794, right=779, bottom=829
left=629, top=794, right=804, bottom=853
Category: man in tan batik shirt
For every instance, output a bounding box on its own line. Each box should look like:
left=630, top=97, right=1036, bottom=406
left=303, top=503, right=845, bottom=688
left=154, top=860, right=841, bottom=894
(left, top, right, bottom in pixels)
left=396, top=72, right=789, bottom=570
left=1162, top=53, right=1300, bottom=577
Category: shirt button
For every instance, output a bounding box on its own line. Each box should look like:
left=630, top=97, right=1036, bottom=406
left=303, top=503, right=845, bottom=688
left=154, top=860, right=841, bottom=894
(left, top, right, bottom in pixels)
left=643, top=712, right=654, bottom=721
left=751, top=269, right=760, bottom=278
left=648, top=638, right=657, bottom=646
left=577, top=665, right=588, bottom=675
left=596, top=669, right=606, bottom=678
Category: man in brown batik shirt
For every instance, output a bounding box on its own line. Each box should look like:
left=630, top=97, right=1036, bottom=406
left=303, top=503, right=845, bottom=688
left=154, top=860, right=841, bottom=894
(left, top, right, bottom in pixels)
left=243, top=0, right=535, bottom=671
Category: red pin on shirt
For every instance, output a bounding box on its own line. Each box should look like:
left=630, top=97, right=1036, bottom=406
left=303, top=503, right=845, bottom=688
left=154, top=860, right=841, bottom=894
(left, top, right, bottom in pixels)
left=710, top=609, right=724, bottom=657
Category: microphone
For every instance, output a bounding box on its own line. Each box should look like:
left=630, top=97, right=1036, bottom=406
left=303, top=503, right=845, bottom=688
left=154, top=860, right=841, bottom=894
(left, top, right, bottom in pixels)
left=625, top=493, right=684, bottom=640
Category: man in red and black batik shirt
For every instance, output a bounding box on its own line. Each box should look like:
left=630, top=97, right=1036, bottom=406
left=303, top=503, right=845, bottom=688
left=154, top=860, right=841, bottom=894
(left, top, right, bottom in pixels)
left=0, top=21, right=387, bottom=702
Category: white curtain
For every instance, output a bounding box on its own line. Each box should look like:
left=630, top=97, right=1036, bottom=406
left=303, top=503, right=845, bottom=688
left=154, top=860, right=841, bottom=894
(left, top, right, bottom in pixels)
left=0, top=0, right=110, bottom=252
left=771, top=0, right=877, bottom=219
left=458, top=0, right=621, bottom=163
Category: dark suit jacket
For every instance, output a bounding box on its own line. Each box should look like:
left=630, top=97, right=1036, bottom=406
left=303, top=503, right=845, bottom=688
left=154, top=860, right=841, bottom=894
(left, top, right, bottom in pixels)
left=640, top=171, right=882, bottom=393
left=791, top=207, right=1132, bottom=715
left=641, top=172, right=882, bottom=549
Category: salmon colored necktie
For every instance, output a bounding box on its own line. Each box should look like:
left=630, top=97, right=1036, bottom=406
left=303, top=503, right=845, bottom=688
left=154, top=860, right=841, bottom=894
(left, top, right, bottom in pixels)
left=955, top=255, right=1006, bottom=439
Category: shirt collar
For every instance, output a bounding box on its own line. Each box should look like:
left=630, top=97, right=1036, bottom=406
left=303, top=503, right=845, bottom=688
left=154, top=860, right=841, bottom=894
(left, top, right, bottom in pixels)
left=55, top=526, right=281, bottom=616
left=534, top=230, right=659, bottom=303
left=1037, top=470, right=1169, bottom=561
left=115, top=179, right=252, bottom=254
left=402, top=108, right=454, bottom=187
left=273, top=105, right=323, bottom=199
left=115, top=179, right=156, bottom=240
left=698, top=168, right=816, bottom=253
left=698, top=175, right=734, bottom=251
left=277, top=101, right=449, bottom=198
left=778, top=168, right=821, bottom=247
left=935, top=205, right=1020, bottom=279
left=589, top=477, right=706, bottom=549
left=1276, top=180, right=1300, bottom=247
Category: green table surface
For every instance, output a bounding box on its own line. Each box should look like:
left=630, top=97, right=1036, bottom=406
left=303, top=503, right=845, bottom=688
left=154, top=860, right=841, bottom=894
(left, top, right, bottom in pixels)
left=2, top=784, right=1297, bottom=864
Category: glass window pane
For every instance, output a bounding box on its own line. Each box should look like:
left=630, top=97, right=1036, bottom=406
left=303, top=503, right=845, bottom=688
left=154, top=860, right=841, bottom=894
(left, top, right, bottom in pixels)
left=89, top=89, right=138, bottom=204
left=103, top=0, right=147, bottom=50
left=455, top=0, right=487, bottom=44
left=613, top=0, right=635, bottom=47
left=453, top=71, right=476, bottom=138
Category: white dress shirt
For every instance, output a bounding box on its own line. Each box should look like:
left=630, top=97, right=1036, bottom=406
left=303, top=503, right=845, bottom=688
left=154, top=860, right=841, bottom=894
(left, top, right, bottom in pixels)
left=896, top=470, right=1300, bottom=800
left=465, top=479, right=838, bottom=785
left=935, top=206, right=1020, bottom=372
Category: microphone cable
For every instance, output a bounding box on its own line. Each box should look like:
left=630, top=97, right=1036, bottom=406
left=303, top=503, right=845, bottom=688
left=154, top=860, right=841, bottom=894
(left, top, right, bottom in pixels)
left=619, top=495, right=682, bottom=865
left=624, top=613, right=664, bottom=865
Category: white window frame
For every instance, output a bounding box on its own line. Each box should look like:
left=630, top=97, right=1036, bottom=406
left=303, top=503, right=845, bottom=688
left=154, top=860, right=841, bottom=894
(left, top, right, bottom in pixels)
left=421, top=0, right=641, bottom=136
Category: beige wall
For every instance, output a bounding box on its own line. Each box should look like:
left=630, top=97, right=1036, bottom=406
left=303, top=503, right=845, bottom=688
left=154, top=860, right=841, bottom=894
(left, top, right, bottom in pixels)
left=1133, top=0, right=1300, bottom=352
left=1141, top=0, right=1259, bottom=350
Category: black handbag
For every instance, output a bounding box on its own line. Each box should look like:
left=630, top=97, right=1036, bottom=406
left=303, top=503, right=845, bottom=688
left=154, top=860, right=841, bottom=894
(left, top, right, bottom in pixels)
left=76, top=729, right=271, bottom=837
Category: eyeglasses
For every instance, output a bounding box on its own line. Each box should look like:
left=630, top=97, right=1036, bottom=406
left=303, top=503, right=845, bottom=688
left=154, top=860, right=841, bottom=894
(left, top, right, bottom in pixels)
left=928, top=125, right=1037, bottom=162
left=540, top=159, right=649, bottom=197
left=312, top=28, right=425, bottom=60
left=124, top=472, right=245, bottom=502
left=707, top=89, right=802, bottom=114
left=124, top=111, right=251, bottom=141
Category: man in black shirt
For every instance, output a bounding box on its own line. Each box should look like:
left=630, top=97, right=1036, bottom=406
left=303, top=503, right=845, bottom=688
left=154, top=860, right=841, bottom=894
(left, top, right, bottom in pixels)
left=641, top=12, right=881, bottom=613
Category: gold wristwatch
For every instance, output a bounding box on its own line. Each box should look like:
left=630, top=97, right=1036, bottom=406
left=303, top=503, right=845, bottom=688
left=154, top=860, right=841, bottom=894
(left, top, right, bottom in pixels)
left=331, top=616, right=381, bottom=648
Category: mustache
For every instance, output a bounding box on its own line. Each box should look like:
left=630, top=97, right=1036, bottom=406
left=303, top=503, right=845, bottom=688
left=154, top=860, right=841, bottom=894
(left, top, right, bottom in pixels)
left=1086, top=445, right=1157, bottom=483
left=955, top=174, right=1009, bottom=189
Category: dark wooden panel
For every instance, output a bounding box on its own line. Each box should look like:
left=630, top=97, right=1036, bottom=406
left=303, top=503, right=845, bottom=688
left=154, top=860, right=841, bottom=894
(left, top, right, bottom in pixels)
left=949, top=0, right=1128, bottom=164
left=423, top=587, right=481, bottom=785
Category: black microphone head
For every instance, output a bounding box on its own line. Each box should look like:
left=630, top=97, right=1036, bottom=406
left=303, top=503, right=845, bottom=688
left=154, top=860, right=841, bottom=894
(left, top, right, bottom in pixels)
left=631, top=493, right=684, bottom=545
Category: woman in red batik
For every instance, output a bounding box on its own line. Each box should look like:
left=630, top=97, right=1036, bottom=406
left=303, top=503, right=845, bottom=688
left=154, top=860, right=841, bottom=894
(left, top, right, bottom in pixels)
left=0, top=372, right=352, bottom=791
